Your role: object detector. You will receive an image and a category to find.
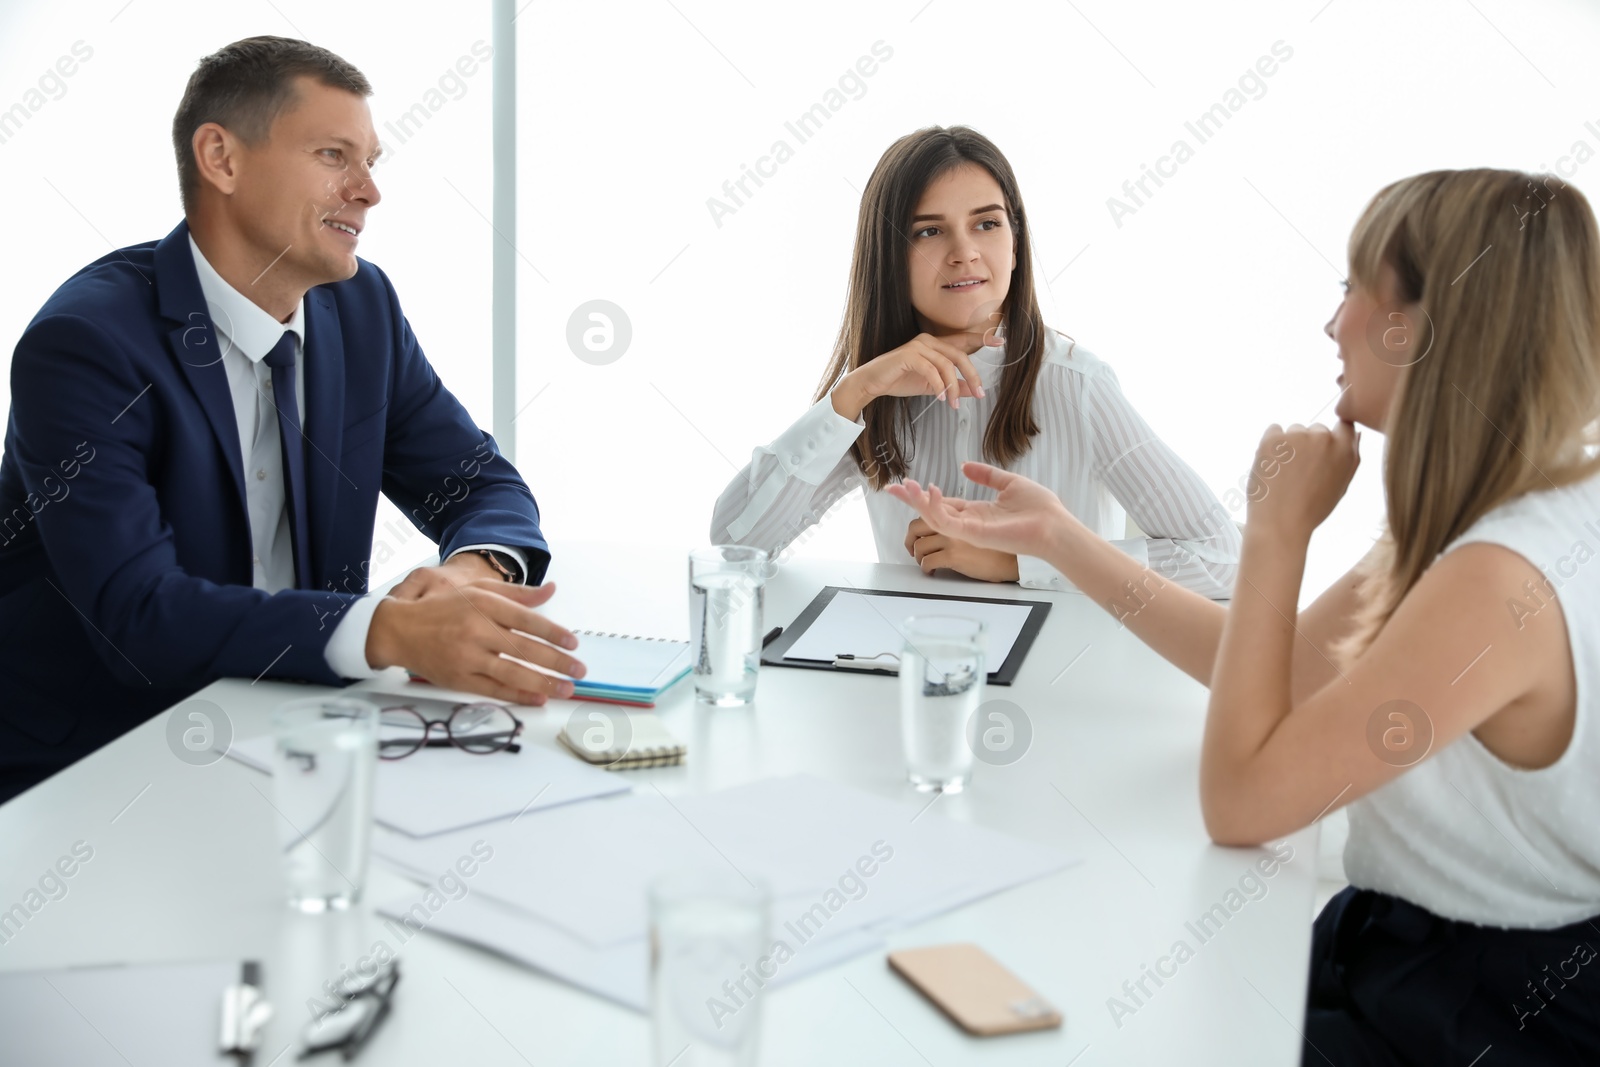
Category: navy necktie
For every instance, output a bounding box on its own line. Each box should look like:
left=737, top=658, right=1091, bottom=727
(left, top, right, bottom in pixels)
left=263, top=332, right=313, bottom=589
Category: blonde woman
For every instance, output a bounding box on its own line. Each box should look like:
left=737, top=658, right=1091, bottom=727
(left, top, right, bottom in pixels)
left=710, top=125, right=1240, bottom=596
left=890, top=169, right=1600, bottom=1062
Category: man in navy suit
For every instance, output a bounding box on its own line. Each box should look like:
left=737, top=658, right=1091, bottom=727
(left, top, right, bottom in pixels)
left=0, top=37, right=586, bottom=801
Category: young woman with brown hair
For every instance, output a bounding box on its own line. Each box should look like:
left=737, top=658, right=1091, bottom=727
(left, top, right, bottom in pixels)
left=890, top=168, right=1600, bottom=1062
left=710, top=125, right=1240, bottom=596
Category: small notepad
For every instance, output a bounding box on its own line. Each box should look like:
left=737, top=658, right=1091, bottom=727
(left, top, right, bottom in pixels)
left=565, top=630, right=693, bottom=707
left=559, top=712, right=686, bottom=770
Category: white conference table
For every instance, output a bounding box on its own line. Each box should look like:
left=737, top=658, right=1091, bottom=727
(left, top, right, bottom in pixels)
left=0, top=542, right=1319, bottom=1065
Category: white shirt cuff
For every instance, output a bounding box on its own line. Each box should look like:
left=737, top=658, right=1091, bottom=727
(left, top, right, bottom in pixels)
left=448, top=543, right=531, bottom=584
left=323, top=593, right=389, bottom=679
left=769, top=395, right=865, bottom=484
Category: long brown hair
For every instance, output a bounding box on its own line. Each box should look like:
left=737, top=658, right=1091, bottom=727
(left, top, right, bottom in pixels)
left=1341, top=168, right=1600, bottom=657
left=813, top=126, right=1049, bottom=490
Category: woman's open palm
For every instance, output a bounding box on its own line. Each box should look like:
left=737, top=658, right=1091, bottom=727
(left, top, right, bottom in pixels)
left=886, top=461, right=1071, bottom=561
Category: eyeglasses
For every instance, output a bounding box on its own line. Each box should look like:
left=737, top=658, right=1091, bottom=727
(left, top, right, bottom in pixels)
left=301, top=958, right=399, bottom=1060
left=377, top=703, right=523, bottom=760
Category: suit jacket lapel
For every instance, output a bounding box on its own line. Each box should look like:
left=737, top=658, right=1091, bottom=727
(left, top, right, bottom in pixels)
left=303, top=290, right=346, bottom=590
left=154, top=220, right=249, bottom=524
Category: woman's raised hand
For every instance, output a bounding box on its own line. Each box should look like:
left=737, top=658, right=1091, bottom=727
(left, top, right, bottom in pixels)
left=832, top=331, right=999, bottom=420
left=886, top=461, right=1072, bottom=561
left=1246, top=420, right=1360, bottom=541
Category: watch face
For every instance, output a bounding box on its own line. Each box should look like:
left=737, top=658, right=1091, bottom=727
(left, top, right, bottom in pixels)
left=483, top=551, right=517, bottom=582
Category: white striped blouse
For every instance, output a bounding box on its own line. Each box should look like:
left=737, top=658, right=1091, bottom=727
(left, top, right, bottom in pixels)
left=710, top=327, right=1242, bottom=598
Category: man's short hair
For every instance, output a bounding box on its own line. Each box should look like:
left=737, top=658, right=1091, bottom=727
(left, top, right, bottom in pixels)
left=171, top=36, right=371, bottom=214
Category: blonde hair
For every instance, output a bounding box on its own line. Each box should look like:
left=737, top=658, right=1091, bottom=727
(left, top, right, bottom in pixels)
left=1340, top=169, right=1600, bottom=658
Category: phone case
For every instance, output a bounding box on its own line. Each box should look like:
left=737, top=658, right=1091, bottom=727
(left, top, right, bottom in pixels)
left=887, top=943, right=1062, bottom=1036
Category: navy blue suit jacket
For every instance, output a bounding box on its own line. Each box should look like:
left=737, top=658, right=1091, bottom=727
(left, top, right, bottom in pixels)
left=0, top=220, right=548, bottom=789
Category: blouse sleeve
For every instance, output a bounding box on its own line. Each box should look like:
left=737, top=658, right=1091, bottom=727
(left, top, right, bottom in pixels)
left=708, top=395, right=867, bottom=558
left=1069, top=363, right=1242, bottom=598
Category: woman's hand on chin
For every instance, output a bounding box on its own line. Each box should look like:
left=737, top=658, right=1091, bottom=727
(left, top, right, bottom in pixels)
left=833, top=331, right=999, bottom=420
left=1245, top=419, right=1360, bottom=542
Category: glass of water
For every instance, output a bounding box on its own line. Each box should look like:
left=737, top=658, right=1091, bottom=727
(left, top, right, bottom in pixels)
left=899, top=615, right=987, bottom=793
left=689, top=546, right=769, bottom=706
left=271, top=697, right=378, bottom=912
left=650, top=869, right=770, bottom=1067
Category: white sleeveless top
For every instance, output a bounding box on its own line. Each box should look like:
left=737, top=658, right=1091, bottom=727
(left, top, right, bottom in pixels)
left=1343, top=469, right=1600, bottom=929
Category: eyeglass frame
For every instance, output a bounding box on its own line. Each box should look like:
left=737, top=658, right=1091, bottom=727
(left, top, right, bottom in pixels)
left=376, top=702, right=523, bottom=761
left=300, top=958, right=401, bottom=1060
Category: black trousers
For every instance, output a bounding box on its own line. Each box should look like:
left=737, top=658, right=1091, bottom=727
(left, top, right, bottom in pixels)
left=1304, top=886, right=1600, bottom=1065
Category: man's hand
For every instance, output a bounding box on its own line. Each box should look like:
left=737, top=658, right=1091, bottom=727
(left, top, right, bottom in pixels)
left=366, top=578, right=586, bottom=706
left=388, top=552, right=502, bottom=601
left=905, top=516, right=1019, bottom=582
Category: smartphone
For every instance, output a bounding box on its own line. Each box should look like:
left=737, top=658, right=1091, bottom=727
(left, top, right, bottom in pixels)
left=887, top=943, right=1062, bottom=1036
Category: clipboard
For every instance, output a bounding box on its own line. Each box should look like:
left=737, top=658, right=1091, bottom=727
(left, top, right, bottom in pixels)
left=761, top=586, right=1051, bottom=686
left=0, top=959, right=264, bottom=1064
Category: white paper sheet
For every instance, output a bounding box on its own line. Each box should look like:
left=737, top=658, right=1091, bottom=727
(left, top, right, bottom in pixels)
left=353, top=676, right=514, bottom=707
left=372, top=775, right=1077, bottom=949
left=0, top=961, right=238, bottom=1066
left=226, top=736, right=630, bottom=838
left=781, top=591, right=1036, bottom=669
left=375, top=885, right=883, bottom=1013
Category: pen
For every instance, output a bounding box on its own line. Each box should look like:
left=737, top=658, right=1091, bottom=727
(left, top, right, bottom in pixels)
left=220, top=960, right=272, bottom=1063
left=762, top=626, right=782, bottom=646
left=833, top=652, right=901, bottom=671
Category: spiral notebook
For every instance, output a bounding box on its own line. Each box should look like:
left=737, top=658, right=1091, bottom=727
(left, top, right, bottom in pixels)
left=565, top=630, right=692, bottom=707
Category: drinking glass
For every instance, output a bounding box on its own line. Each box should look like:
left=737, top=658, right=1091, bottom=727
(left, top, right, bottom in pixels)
left=689, top=546, right=769, bottom=706
left=650, top=870, right=770, bottom=1067
left=899, top=615, right=987, bottom=793
left=271, top=697, right=377, bottom=912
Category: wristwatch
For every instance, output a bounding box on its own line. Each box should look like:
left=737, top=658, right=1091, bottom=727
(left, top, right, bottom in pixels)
left=474, top=549, right=523, bottom=584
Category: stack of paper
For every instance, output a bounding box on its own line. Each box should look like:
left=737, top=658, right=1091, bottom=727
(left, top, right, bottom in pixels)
left=375, top=885, right=881, bottom=1012
left=372, top=775, right=1077, bottom=1009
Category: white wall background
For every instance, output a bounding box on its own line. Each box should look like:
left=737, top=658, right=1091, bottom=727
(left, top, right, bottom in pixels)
left=3, top=0, right=1599, bottom=604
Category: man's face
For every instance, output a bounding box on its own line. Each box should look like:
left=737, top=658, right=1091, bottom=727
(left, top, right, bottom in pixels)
left=227, top=75, right=382, bottom=292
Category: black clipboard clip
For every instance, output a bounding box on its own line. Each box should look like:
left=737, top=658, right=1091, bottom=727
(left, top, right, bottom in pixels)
left=831, top=652, right=901, bottom=673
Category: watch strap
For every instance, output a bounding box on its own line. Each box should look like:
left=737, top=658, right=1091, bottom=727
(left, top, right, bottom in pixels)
left=475, top=549, right=522, bottom=584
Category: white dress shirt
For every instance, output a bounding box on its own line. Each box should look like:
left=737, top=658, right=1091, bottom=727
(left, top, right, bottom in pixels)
left=187, top=238, right=526, bottom=678
left=711, top=327, right=1241, bottom=597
